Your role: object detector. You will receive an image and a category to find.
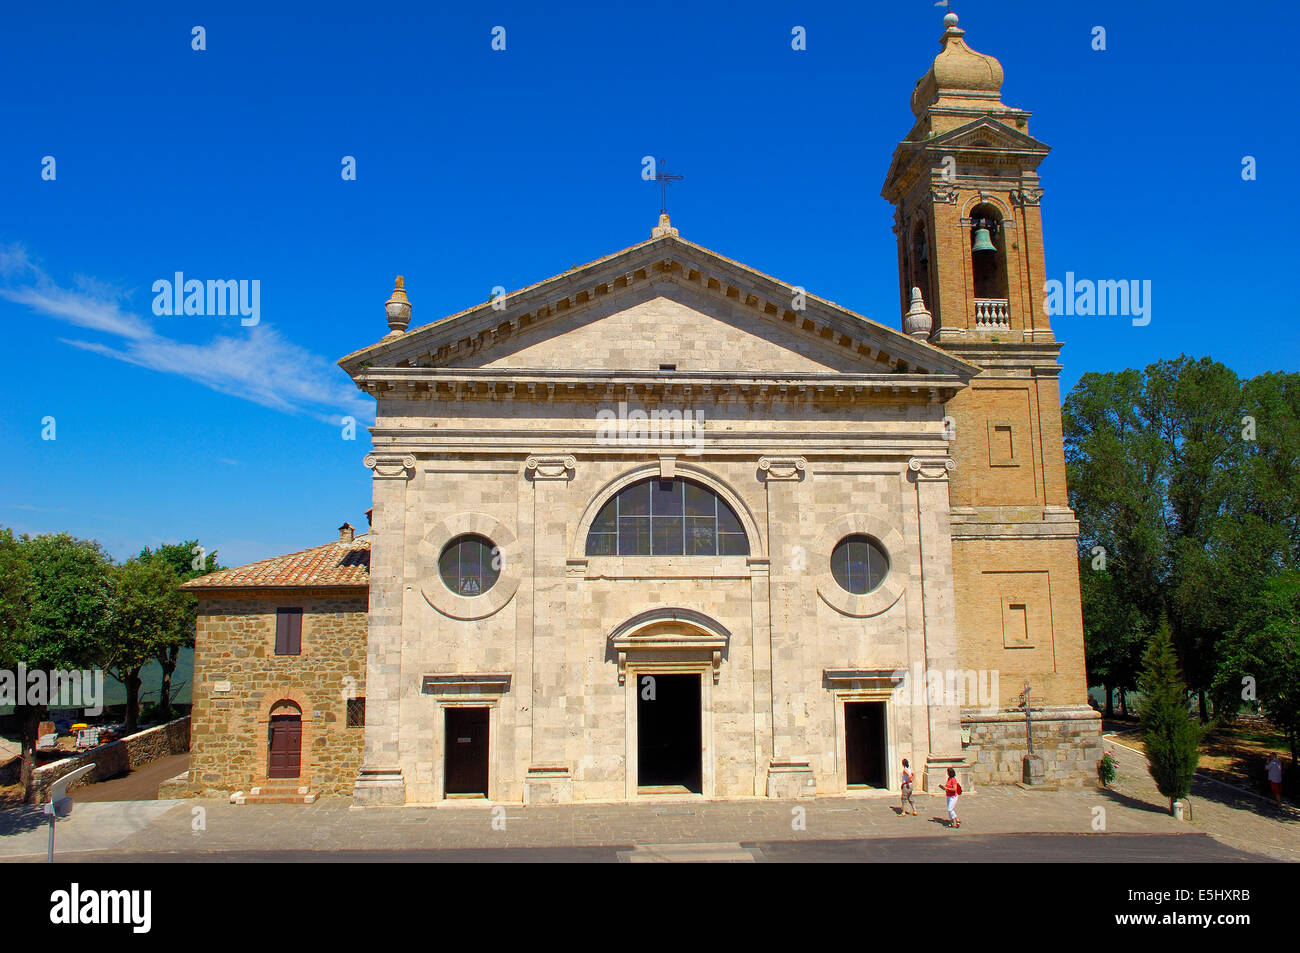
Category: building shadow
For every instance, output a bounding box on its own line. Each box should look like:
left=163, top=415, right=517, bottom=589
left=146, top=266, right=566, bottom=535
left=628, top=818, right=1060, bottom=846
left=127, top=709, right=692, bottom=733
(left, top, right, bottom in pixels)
left=1095, top=785, right=1173, bottom=816
left=0, top=805, right=48, bottom=836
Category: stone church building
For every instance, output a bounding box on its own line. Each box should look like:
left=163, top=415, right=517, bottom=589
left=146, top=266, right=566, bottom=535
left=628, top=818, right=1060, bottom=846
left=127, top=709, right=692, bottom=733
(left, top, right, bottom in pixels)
left=180, top=13, right=1101, bottom=805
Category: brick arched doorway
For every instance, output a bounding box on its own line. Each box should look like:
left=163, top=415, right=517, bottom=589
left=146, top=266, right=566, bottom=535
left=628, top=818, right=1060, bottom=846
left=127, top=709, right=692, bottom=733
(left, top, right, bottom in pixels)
left=267, top=700, right=303, bottom=779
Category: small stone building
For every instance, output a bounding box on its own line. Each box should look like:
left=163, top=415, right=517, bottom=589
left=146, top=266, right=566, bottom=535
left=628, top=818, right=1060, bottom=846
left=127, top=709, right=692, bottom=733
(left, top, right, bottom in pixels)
left=176, top=525, right=369, bottom=800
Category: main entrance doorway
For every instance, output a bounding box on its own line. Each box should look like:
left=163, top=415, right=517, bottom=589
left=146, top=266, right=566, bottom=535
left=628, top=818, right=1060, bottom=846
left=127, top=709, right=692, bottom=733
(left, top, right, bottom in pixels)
left=637, top=673, right=702, bottom=793
left=845, top=701, right=887, bottom=788
left=444, top=707, right=489, bottom=797
left=267, top=705, right=302, bottom=779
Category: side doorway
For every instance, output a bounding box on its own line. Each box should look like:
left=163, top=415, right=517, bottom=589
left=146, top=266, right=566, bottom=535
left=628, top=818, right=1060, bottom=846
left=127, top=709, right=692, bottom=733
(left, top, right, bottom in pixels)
left=444, top=707, right=489, bottom=797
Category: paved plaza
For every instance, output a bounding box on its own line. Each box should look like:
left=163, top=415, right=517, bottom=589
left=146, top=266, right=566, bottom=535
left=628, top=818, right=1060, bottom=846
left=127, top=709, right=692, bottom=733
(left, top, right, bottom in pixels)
left=1, top=738, right=1293, bottom=862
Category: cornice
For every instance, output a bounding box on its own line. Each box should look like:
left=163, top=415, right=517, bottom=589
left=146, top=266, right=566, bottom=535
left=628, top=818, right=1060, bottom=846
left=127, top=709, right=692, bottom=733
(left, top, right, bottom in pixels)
left=353, top=367, right=968, bottom=403
left=940, top=340, right=1064, bottom=377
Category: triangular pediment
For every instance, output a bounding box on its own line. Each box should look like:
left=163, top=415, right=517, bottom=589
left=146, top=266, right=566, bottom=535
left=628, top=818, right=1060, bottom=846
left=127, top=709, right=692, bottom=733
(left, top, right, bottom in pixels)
left=339, top=235, right=977, bottom=383
left=925, top=116, right=1049, bottom=155
left=882, top=117, right=1050, bottom=198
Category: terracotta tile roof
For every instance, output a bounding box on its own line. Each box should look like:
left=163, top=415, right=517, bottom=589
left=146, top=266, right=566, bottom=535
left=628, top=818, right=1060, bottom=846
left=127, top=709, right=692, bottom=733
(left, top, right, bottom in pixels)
left=181, top=535, right=370, bottom=590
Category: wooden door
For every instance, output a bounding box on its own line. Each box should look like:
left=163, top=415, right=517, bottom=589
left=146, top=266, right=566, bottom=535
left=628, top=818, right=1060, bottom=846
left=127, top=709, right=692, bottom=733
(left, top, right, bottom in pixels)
left=268, top=714, right=302, bottom=779
left=444, top=707, right=489, bottom=796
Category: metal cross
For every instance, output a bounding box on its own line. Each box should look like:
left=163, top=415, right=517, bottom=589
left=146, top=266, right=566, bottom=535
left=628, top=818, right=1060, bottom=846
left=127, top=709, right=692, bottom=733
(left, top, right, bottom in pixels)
left=653, top=158, right=684, bottom=215
left=1017, top=681, right=1046, bottom=756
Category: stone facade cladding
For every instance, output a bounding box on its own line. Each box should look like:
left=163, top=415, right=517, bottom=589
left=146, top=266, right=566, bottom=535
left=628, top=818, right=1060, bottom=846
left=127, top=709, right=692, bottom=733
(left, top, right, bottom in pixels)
left=182, top=587, right=367, bottom=797
left=962, top=707, right=1102, bottom=786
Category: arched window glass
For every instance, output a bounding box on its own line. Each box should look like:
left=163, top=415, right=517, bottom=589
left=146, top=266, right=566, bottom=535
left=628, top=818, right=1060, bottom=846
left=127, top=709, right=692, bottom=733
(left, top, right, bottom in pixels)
left=439, top=534, right=500, bottom=596
left=831, top=535, right=889, bottom=594
left=586, top=478, right=749, bottom=557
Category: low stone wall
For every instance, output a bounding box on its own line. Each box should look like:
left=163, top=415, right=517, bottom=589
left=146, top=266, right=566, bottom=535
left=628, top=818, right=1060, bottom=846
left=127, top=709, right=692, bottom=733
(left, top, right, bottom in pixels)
left=30, top=716, right=191, bottom=802
left=962, top=705, right=1102, bottom=787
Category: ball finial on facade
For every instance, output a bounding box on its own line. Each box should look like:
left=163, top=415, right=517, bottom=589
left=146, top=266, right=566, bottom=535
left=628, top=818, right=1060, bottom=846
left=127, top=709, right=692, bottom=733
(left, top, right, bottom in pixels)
left=385, top=275, right=412, bottom=335
left=943, top=12, right=959, bottom=28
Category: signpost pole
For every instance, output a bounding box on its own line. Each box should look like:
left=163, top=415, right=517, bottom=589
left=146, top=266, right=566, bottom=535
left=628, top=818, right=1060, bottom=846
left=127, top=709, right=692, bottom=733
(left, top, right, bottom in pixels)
left=43, top=763, right=97, bottom=863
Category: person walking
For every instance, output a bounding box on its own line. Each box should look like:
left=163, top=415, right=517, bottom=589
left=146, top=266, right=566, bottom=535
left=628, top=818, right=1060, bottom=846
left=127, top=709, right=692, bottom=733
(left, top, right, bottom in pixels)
left=942, top=767, right=962, bottom=828
left=899, top=759, right=917, bottom=816
left=1266, top=753, right=1284, bottom=807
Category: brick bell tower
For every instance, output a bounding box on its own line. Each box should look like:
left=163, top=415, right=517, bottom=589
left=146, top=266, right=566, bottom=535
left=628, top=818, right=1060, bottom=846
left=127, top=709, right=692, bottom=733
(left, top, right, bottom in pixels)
left=881, top=12, right=1100, bottom=786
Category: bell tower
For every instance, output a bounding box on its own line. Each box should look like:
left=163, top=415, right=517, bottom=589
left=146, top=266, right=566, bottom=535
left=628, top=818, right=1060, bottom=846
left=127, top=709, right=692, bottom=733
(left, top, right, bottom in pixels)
left=882, top=13, right=1099, bottom=784
left=882, top=11, right=1052, bottom=344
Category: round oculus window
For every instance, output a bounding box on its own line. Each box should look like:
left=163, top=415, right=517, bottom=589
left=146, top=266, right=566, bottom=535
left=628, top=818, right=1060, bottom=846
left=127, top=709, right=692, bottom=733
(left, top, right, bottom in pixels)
left=831, top=535, right=889, bottom=595
left=438, top=534, right=500, bottom=597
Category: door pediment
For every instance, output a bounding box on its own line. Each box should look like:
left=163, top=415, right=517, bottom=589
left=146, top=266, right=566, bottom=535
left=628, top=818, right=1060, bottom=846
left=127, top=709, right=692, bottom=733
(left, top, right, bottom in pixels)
left=609, top=608, right=730, bottom=685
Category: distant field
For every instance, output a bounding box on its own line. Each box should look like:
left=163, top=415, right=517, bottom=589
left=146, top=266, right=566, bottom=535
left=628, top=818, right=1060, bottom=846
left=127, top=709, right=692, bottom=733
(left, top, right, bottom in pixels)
left=0, top=648, right=193, bottom=715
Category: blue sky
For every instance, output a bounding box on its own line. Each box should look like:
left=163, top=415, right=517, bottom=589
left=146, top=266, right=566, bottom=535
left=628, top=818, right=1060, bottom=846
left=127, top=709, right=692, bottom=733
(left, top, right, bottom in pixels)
left=1, top=0, right=1293, bottom=567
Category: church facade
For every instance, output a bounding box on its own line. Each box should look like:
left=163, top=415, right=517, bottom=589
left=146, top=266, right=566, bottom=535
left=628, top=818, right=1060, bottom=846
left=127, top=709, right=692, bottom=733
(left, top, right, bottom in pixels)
left=180, top=13, right=1101, bottom=806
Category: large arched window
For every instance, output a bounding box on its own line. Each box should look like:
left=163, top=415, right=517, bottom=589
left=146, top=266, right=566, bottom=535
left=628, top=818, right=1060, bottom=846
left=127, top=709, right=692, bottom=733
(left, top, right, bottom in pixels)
left=586, top=478, right=749, bottom=557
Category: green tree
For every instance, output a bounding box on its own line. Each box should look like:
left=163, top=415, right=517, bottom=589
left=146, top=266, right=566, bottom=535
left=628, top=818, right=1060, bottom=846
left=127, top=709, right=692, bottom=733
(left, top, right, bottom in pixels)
left=1212, top=572, right=1300, bottom=764
left=109, top=556, right=192, bottom=733
left=1234, top=371, right=1300, bottom=567
left=136, top=540, right=219, bottom=718
left=0, top=528, right=32, bottom=671
left=3, top=532, right=114, bottom=801
left=1079, top=560, right=1146, bottom=717
left=1064, top=367, right=1167, bottom=709
left=1138, top=618, right=1203, bottom=814
left=1064, top=357, right=1294, bottom=722
left=1144, top=357, right=1249, bottom=720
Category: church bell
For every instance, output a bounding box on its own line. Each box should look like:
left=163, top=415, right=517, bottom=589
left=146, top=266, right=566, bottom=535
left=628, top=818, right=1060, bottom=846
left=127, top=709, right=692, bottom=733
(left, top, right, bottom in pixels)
left=971, top=225, right=997, bottom=254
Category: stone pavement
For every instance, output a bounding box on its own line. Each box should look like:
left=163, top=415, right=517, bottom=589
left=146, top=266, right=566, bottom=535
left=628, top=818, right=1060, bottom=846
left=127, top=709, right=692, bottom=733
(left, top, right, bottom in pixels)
left=73, top=754, right=190, bottom=802
left=1101, top=735, right=1300, bottom=863
left=0, top=736, right=1293, bottom=861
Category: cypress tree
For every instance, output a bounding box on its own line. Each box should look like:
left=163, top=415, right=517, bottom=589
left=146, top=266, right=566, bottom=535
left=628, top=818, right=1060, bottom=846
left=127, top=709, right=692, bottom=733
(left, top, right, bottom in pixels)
left=1138, top=617, right=1203, bottom=814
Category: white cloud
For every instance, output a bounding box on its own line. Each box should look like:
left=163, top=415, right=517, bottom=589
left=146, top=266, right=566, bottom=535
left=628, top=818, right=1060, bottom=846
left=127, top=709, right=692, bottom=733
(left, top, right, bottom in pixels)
left=0, top=243, right=371, bottom=422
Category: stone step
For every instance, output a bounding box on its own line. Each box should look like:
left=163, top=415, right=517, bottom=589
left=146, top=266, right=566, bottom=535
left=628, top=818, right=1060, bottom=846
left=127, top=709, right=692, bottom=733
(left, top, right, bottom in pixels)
left=239, top=793, right=317, bottom=805
left=249, top=783, right=311, bottom=796
left=233, top=783, right=317, bottom=805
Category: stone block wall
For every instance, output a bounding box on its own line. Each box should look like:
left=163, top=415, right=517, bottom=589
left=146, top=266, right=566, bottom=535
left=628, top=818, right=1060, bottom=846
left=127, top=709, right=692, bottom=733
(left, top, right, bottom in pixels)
left=962, top=706, right=1102, bottom=787
left=184, top=588, right=367, bottom=797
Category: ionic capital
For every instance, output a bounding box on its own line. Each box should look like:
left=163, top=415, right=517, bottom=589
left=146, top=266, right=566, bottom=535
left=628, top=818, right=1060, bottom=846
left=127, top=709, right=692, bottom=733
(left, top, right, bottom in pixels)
left=908, top=457, right=955, bottom=481
left=525, top=454, right=577, bottom=481
left=758, top=456, right=808, bottom=482
left=364, top=452, right=416, bottom=480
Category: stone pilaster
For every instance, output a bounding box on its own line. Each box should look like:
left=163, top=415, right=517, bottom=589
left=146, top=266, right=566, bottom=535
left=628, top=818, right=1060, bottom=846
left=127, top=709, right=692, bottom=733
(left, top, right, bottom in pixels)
left=523, top=454, right=577, bottom=803
left=352, top=452, right=414, bottom=805
left=908, top=456, right=968, bottom=791
left=759, top=455, right=818, bottom=799
left=747, top=557, right=773, bottom=797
